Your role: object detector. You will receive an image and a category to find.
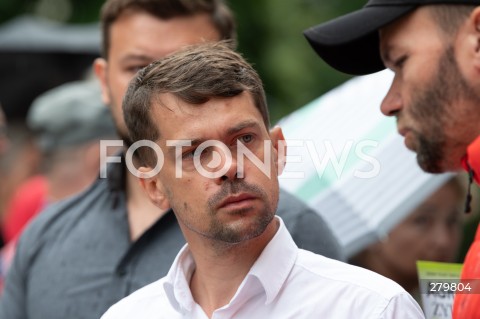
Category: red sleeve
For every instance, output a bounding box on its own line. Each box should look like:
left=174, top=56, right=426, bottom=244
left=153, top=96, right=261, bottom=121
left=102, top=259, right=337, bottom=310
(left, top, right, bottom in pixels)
left=2, top=175, right=48, bottom=243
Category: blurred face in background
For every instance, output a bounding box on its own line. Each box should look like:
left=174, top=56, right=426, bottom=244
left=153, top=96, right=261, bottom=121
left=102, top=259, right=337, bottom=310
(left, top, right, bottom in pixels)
left=379, top=179, right=462, bottom=273
left=94, top=10, right=221, bottom=141
left=353, top=178, right=464, bottom=291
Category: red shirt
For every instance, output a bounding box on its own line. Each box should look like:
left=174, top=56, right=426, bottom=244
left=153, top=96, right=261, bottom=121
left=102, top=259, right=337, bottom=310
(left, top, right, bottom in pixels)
left=453, top=136, right=480, bottom=319
left=2, top=175, right=47, bottom=243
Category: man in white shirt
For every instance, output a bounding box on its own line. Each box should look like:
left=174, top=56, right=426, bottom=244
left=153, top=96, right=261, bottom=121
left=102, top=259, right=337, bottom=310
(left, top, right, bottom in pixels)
left=101, top=42, right=425, bottom=319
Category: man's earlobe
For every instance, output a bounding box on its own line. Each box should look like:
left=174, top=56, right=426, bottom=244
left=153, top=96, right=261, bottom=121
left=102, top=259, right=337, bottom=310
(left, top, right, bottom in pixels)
left=138, top=167, right=170, bottom=210
left=470, top=8, right=480, bottom=51
left=270, top=126, right=287, bottom=176
left=457, top=7, right=480, bottom=78
left=474, top=9, right=480, bottom=53
left=93, top=58, right=112, bottom=106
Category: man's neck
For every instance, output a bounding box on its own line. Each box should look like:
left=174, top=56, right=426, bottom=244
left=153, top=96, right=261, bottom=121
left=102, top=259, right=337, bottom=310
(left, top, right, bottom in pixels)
left=126, top=170, right=168, bottom=241
left=188, top=218, right=279, bottom=317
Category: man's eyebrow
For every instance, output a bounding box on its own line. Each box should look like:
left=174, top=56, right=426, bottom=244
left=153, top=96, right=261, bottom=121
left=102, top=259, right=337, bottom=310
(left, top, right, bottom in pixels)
left=119, top=54, right=154, bottom=64
left=226, top=120, right=261, bottom=136
left=168, top=139, right=195, bottom=149
left=166, top=120, right=262, bottom=154
left=166, top=139, right=205, bottom=157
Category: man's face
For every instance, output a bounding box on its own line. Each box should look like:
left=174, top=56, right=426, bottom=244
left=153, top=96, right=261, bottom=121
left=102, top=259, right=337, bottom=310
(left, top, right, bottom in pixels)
left=375, top=180, right=462, bottom=283
left=95, top=10, right=221, bottom=140
left=379, top=7, right=480, bottom=173
left=149, top=92, right=283, bottom=245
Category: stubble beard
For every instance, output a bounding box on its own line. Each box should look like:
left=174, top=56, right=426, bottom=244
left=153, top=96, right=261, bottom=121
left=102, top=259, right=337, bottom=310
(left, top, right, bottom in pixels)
left=206, top=180, right=277, bottom=245
left=410, top=46, right=479, bottom=173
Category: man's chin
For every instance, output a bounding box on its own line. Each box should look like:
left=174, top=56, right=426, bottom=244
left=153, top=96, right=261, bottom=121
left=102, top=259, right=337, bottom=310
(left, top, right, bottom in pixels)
left=416, top=154, right=458, bottom=174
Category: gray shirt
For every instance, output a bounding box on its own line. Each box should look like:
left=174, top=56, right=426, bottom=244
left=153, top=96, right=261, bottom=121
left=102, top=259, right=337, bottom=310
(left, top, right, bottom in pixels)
left=0, top=158, right=342, bottom=319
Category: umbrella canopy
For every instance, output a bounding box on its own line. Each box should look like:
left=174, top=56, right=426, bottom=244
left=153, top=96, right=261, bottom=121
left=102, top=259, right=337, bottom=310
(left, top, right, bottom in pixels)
left=0, top=15, right=100, bottom=54
left=278, top=69, right=453, bottom=258
left=0, top=15, right=100, bottom=120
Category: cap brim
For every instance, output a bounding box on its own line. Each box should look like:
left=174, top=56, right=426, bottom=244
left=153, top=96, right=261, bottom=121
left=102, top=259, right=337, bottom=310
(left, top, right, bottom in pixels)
left=304, top=5, right=416, bottom=75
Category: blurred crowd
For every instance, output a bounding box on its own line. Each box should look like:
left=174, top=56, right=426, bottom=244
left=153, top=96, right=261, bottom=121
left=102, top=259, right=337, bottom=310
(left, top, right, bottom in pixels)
left=0, top=79, right=118, bottom=287
left=0, top=0, right=478, bottom=318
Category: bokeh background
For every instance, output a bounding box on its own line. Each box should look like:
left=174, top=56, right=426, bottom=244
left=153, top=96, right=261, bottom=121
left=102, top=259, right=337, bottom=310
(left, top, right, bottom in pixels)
left=0, top=0, right=365, bottom=123
left=1, top=0, right=479, bottom=261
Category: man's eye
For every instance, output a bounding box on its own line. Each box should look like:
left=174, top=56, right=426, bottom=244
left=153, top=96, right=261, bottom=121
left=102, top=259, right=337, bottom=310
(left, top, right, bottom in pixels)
left=182, top=149, right=197, bottom=160
left=126, top=65, right=146, bottom=73
left=239, top=134, right=254, bottom=144
left=394, top=55, right=407, bottom=69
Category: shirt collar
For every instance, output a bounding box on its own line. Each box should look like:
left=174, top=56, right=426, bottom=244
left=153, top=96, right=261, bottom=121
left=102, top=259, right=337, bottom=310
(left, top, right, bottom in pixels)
left=162, top=216, right=298, bottom=312
left=163, top=244, right=197, bottom=312
left=248, top=216, right=298, bottom=304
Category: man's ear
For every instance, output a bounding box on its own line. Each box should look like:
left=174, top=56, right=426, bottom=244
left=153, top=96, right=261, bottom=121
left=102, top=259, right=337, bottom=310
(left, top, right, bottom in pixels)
left=138, top=167, right=170, bottom=210
left=458, top=7, right=480, bottom=75
left=269, top=126, right=286, bottom=176
left=93, top=58, right=112, bottom=106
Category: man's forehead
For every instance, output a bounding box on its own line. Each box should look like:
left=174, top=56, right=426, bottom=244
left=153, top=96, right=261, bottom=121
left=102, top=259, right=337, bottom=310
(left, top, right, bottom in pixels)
left=109, top=11, right=221, bottom=51
left=153, top=91, right=258, bottom=115
left=152, top=93, right=264, bottom=137
left=379, top=6, right=437, bottom=38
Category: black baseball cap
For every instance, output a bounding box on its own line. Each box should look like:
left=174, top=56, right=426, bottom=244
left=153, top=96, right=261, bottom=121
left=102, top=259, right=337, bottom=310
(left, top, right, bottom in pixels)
left=304, top=0, right=480, bottom=75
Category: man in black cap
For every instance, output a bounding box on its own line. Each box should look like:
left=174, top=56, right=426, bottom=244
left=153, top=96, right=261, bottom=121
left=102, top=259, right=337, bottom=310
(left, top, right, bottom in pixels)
left=304, top=1, right=480, bottom=318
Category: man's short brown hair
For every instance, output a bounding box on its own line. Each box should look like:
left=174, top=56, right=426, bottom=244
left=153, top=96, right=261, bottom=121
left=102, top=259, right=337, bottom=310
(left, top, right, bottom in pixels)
left=100, top=0, right=236, bottom=58
left=123, top=41, right=269, bottom=166
left=429, top=5, right=476, bottom=38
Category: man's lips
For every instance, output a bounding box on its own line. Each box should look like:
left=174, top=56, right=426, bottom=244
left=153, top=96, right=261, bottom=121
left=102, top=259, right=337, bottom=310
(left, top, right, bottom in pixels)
left=217, top=193, right=257, bottom=209
left=398, top=127, right=416, bottom=151
left=398, top=126, right=412, bottom=137
left=398, top=127, right=410, bottom=137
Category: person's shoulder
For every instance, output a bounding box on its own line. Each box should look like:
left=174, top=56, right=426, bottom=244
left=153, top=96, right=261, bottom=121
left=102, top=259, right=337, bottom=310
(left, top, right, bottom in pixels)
left=290, top=251, right=425, bottom=317
left=101, top=278, right=169, bottom=319
left=277, top=188, right=309, bottom=216
left=295, top=249, right=405, bottom=298
left=18, top=177, right=111, bottom=245
left=277, top=188, right=344, bottom=260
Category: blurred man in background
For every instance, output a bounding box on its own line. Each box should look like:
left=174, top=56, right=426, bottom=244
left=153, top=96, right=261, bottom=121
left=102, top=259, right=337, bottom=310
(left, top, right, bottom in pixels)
left=1, top=80, right=117, bottom=243
left=0, top=80, right=117, bottom=292
left=0, top=116, right=40, bottom=243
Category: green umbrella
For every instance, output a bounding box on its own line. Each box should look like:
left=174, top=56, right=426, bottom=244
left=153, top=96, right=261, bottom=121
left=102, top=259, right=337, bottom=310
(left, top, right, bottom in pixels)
left=278, top=70, right=453, bottom=258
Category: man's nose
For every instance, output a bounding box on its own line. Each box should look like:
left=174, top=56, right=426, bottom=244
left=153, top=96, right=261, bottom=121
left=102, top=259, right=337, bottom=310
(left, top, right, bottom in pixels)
left=380, top=76, right=402, bottom=116
left=213, top=147, right=239, bottom=184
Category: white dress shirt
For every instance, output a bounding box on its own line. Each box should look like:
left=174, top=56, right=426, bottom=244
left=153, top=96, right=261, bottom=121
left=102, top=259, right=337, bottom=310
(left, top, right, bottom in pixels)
left=101, top=217, right=425, bottom=319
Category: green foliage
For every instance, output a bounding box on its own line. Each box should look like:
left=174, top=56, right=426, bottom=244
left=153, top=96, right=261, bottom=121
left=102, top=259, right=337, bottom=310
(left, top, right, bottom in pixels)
left=0, top=0, right=35, bottom=22
left=229, top=0, right=366, bottom=123
left=0, top=0, right=368, bottom=122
